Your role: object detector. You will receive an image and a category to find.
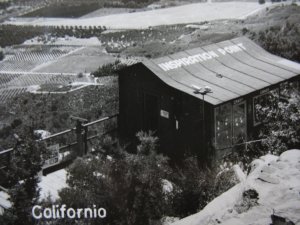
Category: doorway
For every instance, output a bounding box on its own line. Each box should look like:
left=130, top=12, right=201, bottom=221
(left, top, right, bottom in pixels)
left=143, top=93, right=159, bottom=132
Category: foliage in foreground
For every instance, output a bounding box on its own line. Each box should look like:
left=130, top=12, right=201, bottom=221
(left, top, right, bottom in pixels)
left=258, top=87, right=300, bottom=155
left=54, top=131, right=238, bottom=225
left=225, top=86, right=300, bottom=170
left=0, top=49, right=4, bottom=61
left=58, top=131, right=170, bottom=225
left=0, top=130, right=239, bottom=225
left=0, top=133, right=47, bottom=225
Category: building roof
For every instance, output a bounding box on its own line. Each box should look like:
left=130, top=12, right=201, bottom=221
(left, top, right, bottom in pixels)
left=142, top=37, right=300, bottom=105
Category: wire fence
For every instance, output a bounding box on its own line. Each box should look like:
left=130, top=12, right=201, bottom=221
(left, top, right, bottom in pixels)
left=215, top=138, right=266, bottom=161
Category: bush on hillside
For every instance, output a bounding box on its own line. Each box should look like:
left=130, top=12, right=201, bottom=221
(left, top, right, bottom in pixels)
left=91, top=60, right=127, bottom=77
left=0, top=49, right=4, bottom=61
left=58, top=131, right=170, bottom=225
left=257, top=21, right=300, bottom=62
left=168, top=156, right=239, bottom=218
left=257, top=87, right=300, bottom=155
left=0, top=136, right=47, bottom=225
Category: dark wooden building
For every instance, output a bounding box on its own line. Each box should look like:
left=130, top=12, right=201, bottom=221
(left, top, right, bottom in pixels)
left=118, top=37, right=300, bottom=160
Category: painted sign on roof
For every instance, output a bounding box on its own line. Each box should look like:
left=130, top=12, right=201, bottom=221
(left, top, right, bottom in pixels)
left=142, top=37, right=300, bottom=105
left=158, top=43, right=246, bottom=71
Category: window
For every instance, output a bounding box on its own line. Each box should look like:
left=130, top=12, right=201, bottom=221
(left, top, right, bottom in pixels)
left=253, top=88, right=278, bottom=126
left=215, top=102, right=232, bottom=149
left=280, top=80, right=299, bottom=100
left=233, top=102, right=246, bottom=144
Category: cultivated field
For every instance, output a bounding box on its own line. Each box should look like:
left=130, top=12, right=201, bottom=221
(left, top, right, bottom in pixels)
left=7, top=2, right=271, bottom=29
left=0, top=38, right=110, bottom=104
left=34, top=46, right=116, bottom=73
left=0, top=87, right=27, bottom=104
left=21, top=3, right=100, bottom=18
left=2, top=72, right=90, bottom=87
left=0, top=71, right=95, bottom=103
left=0, top=45, right=79, bottom=72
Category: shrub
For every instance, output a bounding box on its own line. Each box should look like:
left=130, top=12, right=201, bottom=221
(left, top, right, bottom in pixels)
left=136, top=130, right=158, bottom=155
left=77, top=72, right=83, bottom=78
left=257, top=88, right=300, bottom=155
left=242, top=27, right=249, bottom=35
left=11, top=119, right=22, bottom=129
left=168, top=156, right=239, bottom=218
left=256, top=20, right=300, bottom=62
left=0, top=138, right=47, bottom=225
left=234, top=189, right=259, bottom=214
left=91, top=60, right=127, bottom=77
left=59, top=132, right=170, bottom=225
left=0, top=125, right=12, bottom=138
left=0, top=49, right=4, bottom=61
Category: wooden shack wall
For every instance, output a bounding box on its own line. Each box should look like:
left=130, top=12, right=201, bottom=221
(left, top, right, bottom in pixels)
left=119, top=63, right=214, bottom=160
left=213, top=75, right=300, bottom=157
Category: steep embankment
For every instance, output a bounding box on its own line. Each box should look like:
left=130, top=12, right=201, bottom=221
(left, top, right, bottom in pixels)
left=172, top=150, right=300, bottom=225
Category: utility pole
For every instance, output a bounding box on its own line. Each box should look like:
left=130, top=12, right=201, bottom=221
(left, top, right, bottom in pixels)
left=191, top=85, right=213, bottom=160
left=199, top=87, right=213, bottom=148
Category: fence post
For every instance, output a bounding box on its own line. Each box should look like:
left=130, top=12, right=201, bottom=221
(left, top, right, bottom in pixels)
left=117, top=114, right=120, bottom=137
left=76, top=121, right=85, bottom=157
left=84, top=126, right=88, bottom=155
left=71, top=116, right=88, bottom=157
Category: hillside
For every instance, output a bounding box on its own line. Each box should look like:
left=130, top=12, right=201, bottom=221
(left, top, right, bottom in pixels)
left=6, top=2, right=270, bottom=29
left=0, top=2, right=299, bottom=225
left=102, top=4, right=300, bottom=62
left=171, top=150, right=300, bottom=225
left=1, top=4, right=299, bottom=149
left=0, top=79, right=118, bottom=148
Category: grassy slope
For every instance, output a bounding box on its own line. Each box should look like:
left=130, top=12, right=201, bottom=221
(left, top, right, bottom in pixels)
left=100, top=4, right=300, bottom=62
left=245, top=4, right=300, bottom=62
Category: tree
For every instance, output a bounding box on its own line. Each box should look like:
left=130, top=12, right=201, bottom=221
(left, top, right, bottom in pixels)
left=91, top=60, right=127, bottom=77
left=0, top=135, right=46, bottom=225
left=257, top=86, right=300, bottom=155
left=58, top=132, right=170, bottom=225
left=0, top=48, right=4, bottom=61
left=256, top=20, right=300, bottom=63
left=136, top=130, right=158, bottom=155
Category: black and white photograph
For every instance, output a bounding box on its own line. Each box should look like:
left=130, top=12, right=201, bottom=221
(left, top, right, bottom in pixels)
left=0, top=0, right=300, bottom=224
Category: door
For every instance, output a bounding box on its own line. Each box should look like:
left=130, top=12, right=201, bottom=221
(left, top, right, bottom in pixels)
left=233, top=101, right=247, bottom=144
left=143, top=93, right=159, bottom=132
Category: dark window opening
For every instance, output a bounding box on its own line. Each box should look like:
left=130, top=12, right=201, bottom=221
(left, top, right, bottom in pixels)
left=215, top=102, right=232, bottom=149
left=233, top=102, right=247, bottom=144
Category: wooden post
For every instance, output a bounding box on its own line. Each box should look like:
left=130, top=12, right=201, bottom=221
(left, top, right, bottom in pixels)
left=71, top=116, right=88, bottom=157
left=84, top=126, right=88, bottom=155
left=76, top=121, right=84, bottom=157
